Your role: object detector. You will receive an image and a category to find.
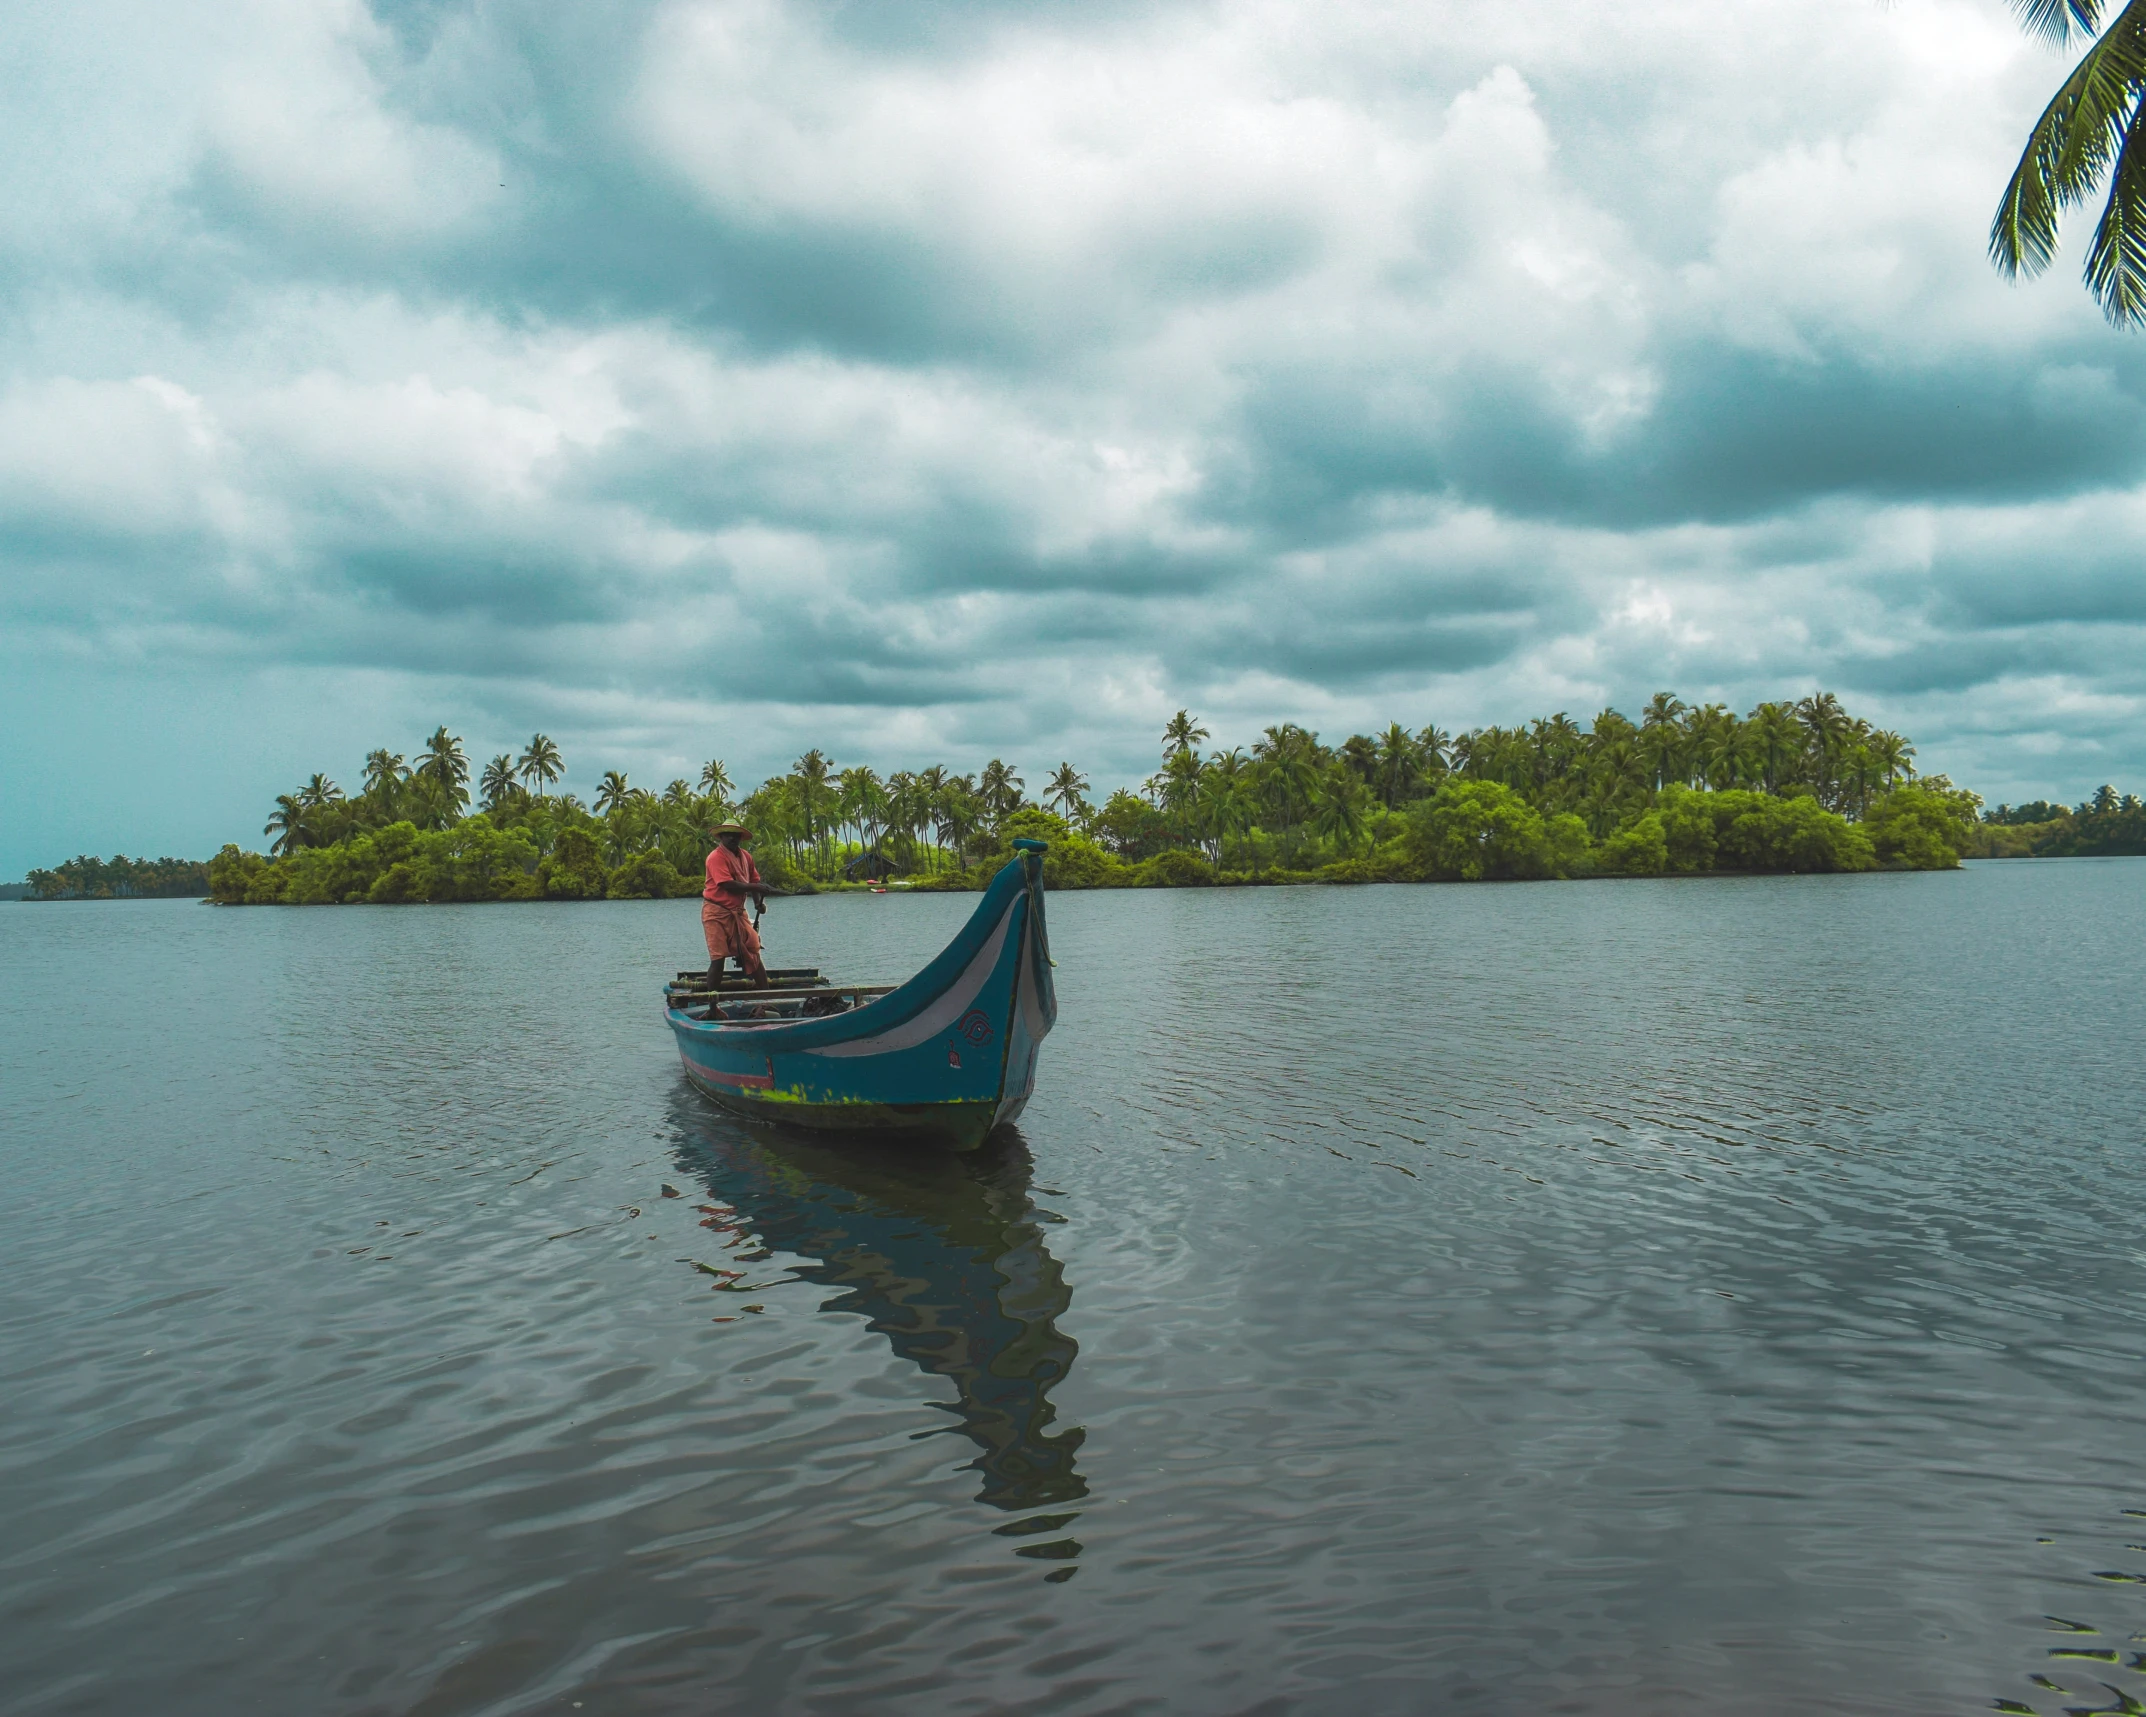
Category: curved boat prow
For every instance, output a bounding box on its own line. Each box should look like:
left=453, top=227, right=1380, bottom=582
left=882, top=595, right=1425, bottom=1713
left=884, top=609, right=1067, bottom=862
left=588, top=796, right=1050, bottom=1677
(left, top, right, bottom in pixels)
left=665, top=841, right=1057, bottom=1150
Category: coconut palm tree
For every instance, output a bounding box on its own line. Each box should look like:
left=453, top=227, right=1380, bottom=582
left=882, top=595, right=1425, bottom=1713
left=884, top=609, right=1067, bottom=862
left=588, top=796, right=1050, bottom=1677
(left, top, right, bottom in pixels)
left=1794, top=693, right=1853, bottom=798
left=792, top=750, right=836, bottom=870
left=698, top=758, right=733, bottom=802
left=1638, top=694, right=1689, bottom=794
left=518, top=733, right=563, bottom=796
left=417, top=726, right=470, bottom=808
left=298, top=773, right=343, bottom=809
left=361, top=750, right=406, bottom=796
left=979, top=759, right=1026, bottom=820
left=837, top=766, right=886, bottom=855
left=1690, top=709, right=1752, bottom=790
left=1162, top=709, right=1209, bottom=760
left=480, top=755, right=520, bottom=808
left=1043, top=762, right=1090, bottom=821
left=264, top=794, right=310, bottom=857
left=914, top=765, right=950, bottom=868
left=1992, top=0, right=2146, bottom=324
left=1309, top=766, right=1372, bottom=854
left=935, top=776, right=983, bottom=866
left=1252, top=724, right=1320, bottom=826
left=1188, top=755, right=1242, bottom=861
left=1373, top=723, right=1419, bottom=807
left=595, top=769, right=632, bottom=818
left=1747, top=703, right=1803, bottom=795
left=1870, top=730, right=1917, bottom=786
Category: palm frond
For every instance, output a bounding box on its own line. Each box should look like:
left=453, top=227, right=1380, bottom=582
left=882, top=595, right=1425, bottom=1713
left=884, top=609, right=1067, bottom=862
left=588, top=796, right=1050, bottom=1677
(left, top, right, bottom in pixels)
left=2013, top=0, right=2103, bottom=47
left=1992, top=0, right=2146, bottom=276
left=2085, top=90, right=2146, bottom=320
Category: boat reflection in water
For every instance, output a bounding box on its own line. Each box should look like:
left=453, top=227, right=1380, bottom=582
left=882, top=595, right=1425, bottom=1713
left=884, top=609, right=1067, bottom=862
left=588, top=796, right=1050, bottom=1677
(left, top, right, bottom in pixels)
left=671, top=1098, right=1087, bottom=1572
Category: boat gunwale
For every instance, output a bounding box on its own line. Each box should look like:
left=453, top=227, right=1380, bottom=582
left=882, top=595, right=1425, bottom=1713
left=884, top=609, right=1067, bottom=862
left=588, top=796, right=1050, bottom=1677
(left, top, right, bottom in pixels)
left=665, top=852, right=1040, bottom=1055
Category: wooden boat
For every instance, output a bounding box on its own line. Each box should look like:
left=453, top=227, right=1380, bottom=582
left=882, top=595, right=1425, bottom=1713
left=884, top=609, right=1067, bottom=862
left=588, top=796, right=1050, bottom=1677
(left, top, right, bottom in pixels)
left=664, top=839, right=1056, bottom=1151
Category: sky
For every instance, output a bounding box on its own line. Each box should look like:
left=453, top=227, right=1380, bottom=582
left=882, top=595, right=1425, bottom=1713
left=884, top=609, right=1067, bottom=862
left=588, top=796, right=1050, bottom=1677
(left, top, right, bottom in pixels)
left=3, top=0, right=2144, bottom=875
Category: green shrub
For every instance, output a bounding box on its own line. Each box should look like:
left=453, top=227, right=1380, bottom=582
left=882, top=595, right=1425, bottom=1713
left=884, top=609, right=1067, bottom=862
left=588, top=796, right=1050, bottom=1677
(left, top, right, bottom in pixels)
left=1721, top=794, right=1874, bottom=873
left=607, top=850, right=687, bottom=899
left=208, top=845, right=272, bottom=905
left=999, top=807, right=1073, bottom=846
left=1655, top=787, right=1720, bottom=872
left=541, top=827, right=609, bottom=899
left=1640, top=787, right=1874, bottom=875
left=1401, top=780, right=1590, bottom=881
left=1598, top=812, right=1668, bottom=875
left=367, top=862, right=424, bottom=903
left=1864, top=784, right=1978, bottom=870
left=1134, top=849, right=1217, bottom=887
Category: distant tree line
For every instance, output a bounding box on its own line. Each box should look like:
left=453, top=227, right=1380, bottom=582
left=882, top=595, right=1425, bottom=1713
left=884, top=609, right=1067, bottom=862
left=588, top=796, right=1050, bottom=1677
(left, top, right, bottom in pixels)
left=24, top=855, right=210, bottom=900
left=1968, top=787, right=2146, bottom=859
left=197, top=695, right=2005, bottom=906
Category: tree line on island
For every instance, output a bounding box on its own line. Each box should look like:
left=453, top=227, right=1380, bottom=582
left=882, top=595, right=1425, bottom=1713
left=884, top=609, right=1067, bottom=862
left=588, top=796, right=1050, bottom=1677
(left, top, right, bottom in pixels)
left=177, top=693, right=2021, bottom=906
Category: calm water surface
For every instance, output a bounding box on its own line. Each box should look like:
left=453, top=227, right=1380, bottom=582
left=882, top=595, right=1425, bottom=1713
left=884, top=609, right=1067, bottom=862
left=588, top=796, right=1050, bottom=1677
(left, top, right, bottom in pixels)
left=3, top=864, right=2144, bottom=1715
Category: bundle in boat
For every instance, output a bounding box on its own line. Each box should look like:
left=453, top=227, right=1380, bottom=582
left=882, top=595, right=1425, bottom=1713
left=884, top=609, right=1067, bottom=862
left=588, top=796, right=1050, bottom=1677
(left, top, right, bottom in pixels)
left=661, top=841, right=1059, bottom=1151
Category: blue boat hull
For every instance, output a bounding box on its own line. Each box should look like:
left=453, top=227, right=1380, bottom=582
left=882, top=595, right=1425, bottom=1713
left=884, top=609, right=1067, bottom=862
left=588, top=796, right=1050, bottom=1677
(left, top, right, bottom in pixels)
left=666, top=846, right=1057, bottom=1151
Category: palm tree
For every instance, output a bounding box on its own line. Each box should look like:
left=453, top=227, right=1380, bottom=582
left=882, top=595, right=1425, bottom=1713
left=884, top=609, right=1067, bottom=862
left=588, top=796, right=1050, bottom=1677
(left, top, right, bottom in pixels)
left=1534, top=712, right=1585, bottom=794
left=1638, top=694, right=1688, bottom=794
left=1870, top=730, right=1916, bottom=786
left=1196, top=754, right=1254, bottom=864
left=1374, top=723, right=1419, bottom=807
left=1157, top=749, right=1203, bottom=824
left=1415, top=724, right=1452, bottom=779
left=1992, top=0, right=2146, bottom=324
left=518, top=733, right=563, bottom=796
left=1748, top=703, right=1802, bottom=795
left=595, top=770, right=632, bottom=817
left=1252, top=724, right=1319, bottom=826
left=298, top=773, right=343, bottom=809
left=698, top=758, right=733, bottom=801
left=1794, top=693, right=1853, bottom=800
left=838, top=766, right=887, bottom=854
left=1841, top=744, right=1884, bottom=820
left=1692, top=709, right=1753, bottom=790
left=915, top=765, right=950, bottom=868
left=480, top=755, right=520, bottom=808
left=361, top=751, right=406, bottom=796
left=417, top=726, right=470, bottom=808
left=1043, top=762, right=1090, bottom=821
left=1309, top=767, right=1371, bottom=854
left=792, top=750, right=836, bottom=870
left=935, top=777, right=983, bottom=866
left=1162, top=709, right=1209, bottom=760
left=979, top=759, right=1025, bottom=820
left=264, top=794, right=310, bottom=857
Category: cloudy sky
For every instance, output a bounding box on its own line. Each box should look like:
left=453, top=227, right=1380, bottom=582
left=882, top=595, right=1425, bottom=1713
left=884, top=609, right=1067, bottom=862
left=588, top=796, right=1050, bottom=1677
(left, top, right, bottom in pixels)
left=3, top=0, right=2143, bottom=874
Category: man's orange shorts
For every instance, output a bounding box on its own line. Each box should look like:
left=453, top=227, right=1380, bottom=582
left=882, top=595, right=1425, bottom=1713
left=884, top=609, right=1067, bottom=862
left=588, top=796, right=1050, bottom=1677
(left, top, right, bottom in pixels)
left=700, top=899, right=765, bottom=976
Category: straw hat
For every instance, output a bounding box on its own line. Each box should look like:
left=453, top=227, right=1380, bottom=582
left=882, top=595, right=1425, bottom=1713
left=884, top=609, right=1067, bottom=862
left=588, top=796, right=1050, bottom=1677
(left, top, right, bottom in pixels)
left=709, top=820, right=751, bottom=839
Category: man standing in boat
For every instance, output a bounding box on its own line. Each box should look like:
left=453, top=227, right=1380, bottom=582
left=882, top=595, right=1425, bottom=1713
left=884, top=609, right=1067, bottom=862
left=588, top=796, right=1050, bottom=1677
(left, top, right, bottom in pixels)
left=702, top=821, right=771, bottom=987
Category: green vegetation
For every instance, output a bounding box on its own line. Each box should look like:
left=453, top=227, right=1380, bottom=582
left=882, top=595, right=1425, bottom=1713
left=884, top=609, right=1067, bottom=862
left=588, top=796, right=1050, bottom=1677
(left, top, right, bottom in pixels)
left=208, top=729, right=769, bottom=905
left=1965, top=787, right=2146, bottom=858
left=24, top=855, right=211, bottom=900
left=196, top=694, right=1993, bottom=905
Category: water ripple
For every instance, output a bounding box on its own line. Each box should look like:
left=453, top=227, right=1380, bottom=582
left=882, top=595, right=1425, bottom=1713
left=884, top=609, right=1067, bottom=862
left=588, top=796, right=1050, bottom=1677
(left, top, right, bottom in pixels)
left=1, top=867, right=2143, bottom=1712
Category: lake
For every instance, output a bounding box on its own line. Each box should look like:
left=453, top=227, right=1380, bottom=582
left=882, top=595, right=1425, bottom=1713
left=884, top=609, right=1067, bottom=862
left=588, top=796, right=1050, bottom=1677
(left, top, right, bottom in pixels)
left=2, top=862, right=2143, bottom=1715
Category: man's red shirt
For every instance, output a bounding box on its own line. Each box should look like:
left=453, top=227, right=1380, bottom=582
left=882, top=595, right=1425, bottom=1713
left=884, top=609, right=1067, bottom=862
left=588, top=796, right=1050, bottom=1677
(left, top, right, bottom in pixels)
left=703, top=844, right=763, bottom=907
